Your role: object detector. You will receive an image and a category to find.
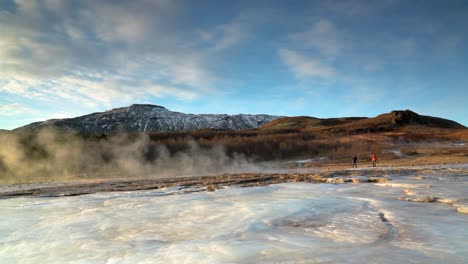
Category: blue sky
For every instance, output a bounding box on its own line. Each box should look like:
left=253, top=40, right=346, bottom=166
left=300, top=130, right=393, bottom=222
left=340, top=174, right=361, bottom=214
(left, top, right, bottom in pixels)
left=1, top=0, right=467, bottom=129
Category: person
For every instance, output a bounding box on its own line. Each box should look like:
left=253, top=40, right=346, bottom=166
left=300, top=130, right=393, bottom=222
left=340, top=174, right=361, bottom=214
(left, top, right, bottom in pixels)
left=352, top=155, right=358, bottom=168
left=371, top=154, right=377, bottom=167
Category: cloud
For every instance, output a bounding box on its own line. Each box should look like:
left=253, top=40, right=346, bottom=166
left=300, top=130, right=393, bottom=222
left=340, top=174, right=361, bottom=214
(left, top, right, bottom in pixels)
left=150, top=53, right=218, bottom=90
left=278, top=49, right=334, bottom=79
left=320, top=0, right=398, bottom=17
left=78, top=1, right=170, bottom=44
left=289, top=19, right=341, bottom=57
left=148, top=85, right=199, bottom=100
left=197, top=11, right=265, bottom=51
left=5, top=75, right=199, bottom=107
left=0, top=102, right=72, bottom=128
left=0, top=103, right=31, bottom=116
left=0, top=0, right=219, bottom=115
left=0, top=79, right=39, bottom=96
left=213, top=19, right=248, bottom=50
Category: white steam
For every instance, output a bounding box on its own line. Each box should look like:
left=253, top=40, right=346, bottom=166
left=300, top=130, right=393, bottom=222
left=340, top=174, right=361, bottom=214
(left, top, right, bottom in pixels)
left=0, top=129, right=255, bottom=184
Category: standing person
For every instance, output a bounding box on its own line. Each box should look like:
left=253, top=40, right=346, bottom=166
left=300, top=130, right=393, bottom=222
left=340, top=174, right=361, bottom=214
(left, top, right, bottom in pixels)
left=352, top=155, right=358, bottom=168
left=371, top=154, right=377, bottom=167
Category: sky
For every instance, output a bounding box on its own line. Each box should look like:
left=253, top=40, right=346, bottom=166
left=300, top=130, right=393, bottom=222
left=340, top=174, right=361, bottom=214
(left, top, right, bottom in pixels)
left=1, top=0, right=467, bottom=129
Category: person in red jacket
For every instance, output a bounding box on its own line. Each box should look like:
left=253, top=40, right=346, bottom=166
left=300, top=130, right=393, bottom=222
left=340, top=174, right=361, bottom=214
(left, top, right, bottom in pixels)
left=371, top=154, right=377, bottom=167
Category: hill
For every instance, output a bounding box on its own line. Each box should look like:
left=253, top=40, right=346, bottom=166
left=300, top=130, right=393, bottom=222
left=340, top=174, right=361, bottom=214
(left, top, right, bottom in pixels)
left=13, top=104, right=282, bottom=134
left=260, top=110, right=465, bottom=135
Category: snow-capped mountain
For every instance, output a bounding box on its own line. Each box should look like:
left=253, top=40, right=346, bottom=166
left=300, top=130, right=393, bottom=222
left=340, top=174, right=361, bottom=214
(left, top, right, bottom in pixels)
left=15, top=104, right=283, bottom=134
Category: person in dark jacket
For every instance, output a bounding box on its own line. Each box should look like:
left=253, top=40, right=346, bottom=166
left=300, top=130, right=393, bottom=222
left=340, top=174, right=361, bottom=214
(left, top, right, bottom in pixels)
left=352, top=155, right=358, bottom=168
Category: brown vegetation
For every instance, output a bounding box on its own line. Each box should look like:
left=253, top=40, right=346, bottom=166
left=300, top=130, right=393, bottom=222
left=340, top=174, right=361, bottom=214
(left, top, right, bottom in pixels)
left=5, top=114, right=468, bottom=166
left=145, top=128, right=330, bottom=160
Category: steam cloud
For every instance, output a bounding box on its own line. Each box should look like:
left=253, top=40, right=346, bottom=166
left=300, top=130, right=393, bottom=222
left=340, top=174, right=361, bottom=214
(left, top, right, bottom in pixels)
left=0, top=129, right=255, bottom=184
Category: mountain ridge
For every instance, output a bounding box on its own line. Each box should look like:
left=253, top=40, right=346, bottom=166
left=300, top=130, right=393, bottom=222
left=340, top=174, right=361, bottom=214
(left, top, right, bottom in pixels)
left=14, top=104, right=283, bottom=134
left=12, top=105, right=466, bottom=135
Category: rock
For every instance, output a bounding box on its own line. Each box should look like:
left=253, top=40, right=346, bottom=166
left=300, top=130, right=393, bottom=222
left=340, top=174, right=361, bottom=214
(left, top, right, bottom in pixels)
left=457, top=207, right=468, bottom=214
left=378, top=212, right=388, bottom=222
left=324, top=177, right=345, bottom=184
left=345, top=176, right=368, bottom=183
left=293, top=174, right=306, bottom=182
left=368, top=177, right=388, bottom=183
left=400, top=196, right=439, bottom=203
left=437, top=198, right=453, bottom=204
left=403, top=189, right=414, bottom=195
left=205, top=185, right=216, bottom=192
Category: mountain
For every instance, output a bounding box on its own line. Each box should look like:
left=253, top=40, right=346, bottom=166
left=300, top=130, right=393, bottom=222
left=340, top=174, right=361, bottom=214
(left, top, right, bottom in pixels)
left=12, top=106, right=465, bottom=136
left=261, top=110, right=466, bottom=134
left=14, top=104, right=282, bottom=134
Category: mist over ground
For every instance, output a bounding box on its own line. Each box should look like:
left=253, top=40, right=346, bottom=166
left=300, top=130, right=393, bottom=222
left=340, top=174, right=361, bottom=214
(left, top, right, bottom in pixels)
left=0, top=129, right=255, bottom=184
left=1, top=125, right=466, bottom=185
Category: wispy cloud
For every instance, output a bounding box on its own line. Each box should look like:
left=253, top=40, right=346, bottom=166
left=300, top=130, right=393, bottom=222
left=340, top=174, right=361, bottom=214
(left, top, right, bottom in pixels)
left=151, top=54, right=217, bottom=90
left=197, top=13, right=258, bottom=51
left=278, top=49, right=334, bottom=79
left=77, top=1, right=176, bottom=45
left=1, top=74, right=200, bottom=109
left=320, top=0, right=399, bottom=17
left=0, top=103, right=30, bottom=116
left=213, top=18, right=248, bottom=50
left=0, top=79, right=39, bottom=97
left=0, top=0, right=218, bottom=113
left=290, top=19, right=342, bottom=57
left=0, top=101, right=72, bottom=124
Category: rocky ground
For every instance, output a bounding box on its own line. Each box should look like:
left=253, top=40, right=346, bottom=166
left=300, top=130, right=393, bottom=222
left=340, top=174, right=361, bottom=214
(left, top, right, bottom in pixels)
left=294, top=150, right=468, bottom=170
left=0, top=170, right=387, bottom=199
left=0, top=163, right=463, bottom=193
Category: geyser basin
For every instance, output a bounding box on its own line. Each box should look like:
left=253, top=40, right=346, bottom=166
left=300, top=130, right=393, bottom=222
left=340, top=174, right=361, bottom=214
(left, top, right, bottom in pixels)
left=1, top=174, right=467, bottom=263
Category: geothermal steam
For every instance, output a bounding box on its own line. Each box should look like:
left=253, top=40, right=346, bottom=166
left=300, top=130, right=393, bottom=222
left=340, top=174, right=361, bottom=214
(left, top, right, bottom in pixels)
left=0, top=129, right=254, bottom=184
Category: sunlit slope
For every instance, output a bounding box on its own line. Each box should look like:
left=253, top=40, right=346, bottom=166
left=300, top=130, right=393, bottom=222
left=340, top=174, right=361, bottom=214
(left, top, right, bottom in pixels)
left=261, top=110, right=466, bottom=135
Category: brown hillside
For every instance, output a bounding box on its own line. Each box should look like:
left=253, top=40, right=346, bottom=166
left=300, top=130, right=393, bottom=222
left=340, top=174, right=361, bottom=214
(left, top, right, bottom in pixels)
left=261, top=116, right=367, bottom=130
left=447, top=129, right=468, bottom=140
left=261, top=110, right=465, bottom=135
